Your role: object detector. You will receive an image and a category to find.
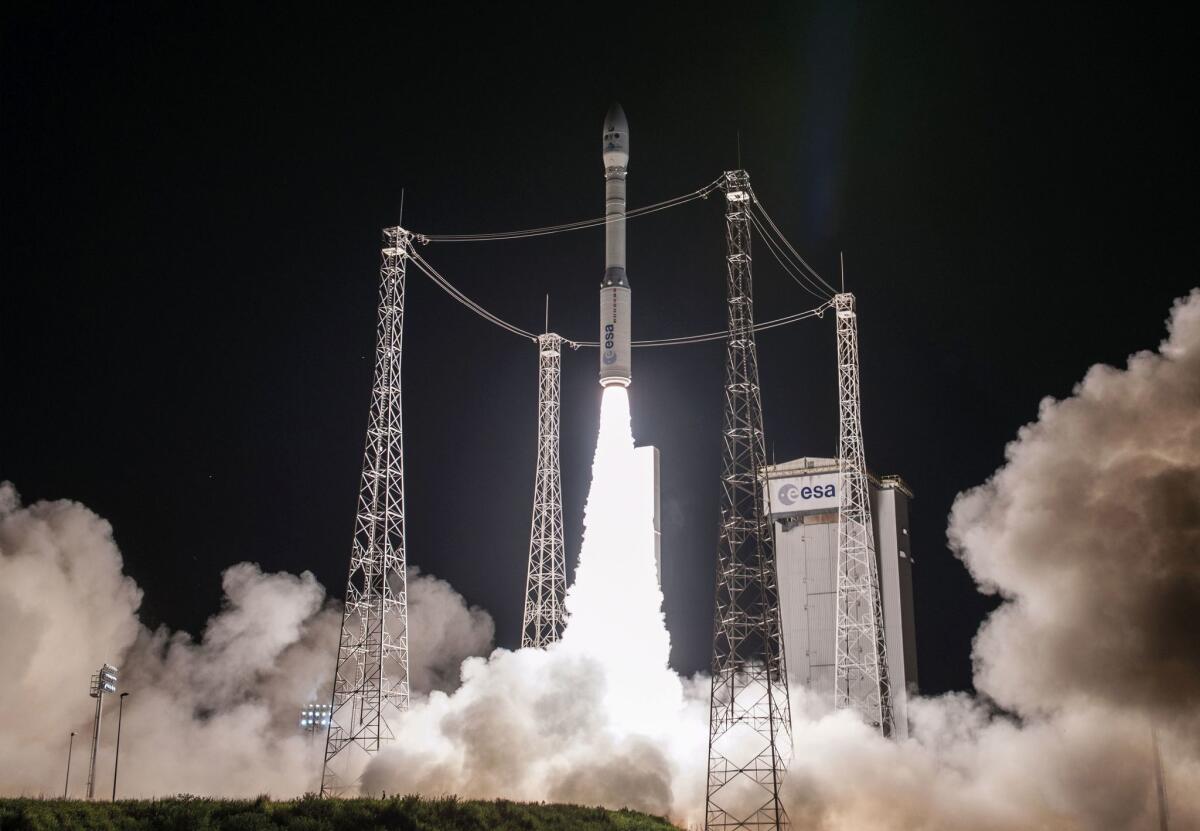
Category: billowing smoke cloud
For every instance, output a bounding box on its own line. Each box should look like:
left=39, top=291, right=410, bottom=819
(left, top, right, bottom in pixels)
left=781, top=288, right=1200, bottom=829
left=362, top=387, right=705, bottom=816
left=950, top=289, right=1200, bottom=728
left=3, top=290, right=1198, bottom=828
left=408, top=566, right=495, bottom=694
left=0, top=486, right=495, bottom=798
left=361, top=292, right=1200, bottom=828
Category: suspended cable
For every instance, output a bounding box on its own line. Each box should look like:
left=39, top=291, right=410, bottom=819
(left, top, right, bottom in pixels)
left=748, top=211, right=833, bottom=302
left=407, top=245, right=831, bottom=349
left=749, top=197, right=839, bottom=296
left=565, top=302, right=832, bottom=349
left=415, top=178, right=723, bottom=243
left=408, top=250, right=538, bottom=341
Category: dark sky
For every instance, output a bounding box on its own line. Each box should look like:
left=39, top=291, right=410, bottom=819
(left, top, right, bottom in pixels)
left=2, top=3, right=1193, bottom=695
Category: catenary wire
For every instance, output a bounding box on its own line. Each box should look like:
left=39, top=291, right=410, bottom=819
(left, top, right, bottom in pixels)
left=565, top=302, right=832, bottom=348
left=402, top=176, right=837, bottom=345
left=749, top=196, right=839, bottom=296
left=408, top=249, right=539, bottom=341
left=414, top=178, right=723, bottom=243
left=748, top=211, right=833, bottom=302
left=406, top=247, right=830, bottom=348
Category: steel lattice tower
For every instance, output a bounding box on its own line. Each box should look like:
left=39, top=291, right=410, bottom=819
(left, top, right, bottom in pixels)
left=706, top=170, right=793, bottom=831
left=832, top=291, right=894, bottom=736
left=321, top=226, right=412, bottom=796
left=521, top=332, right=566, bottom=648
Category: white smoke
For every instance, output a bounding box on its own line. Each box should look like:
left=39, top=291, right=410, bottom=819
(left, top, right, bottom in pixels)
left=363, top=292, right=1200, bottom=829
left=362, top=386, right=706, bottom=816
left=0, top=487, right=495, bottom=798
left=3, top=291, right=1198, bottom=828
left=775, top=289, right=1200, bottom=829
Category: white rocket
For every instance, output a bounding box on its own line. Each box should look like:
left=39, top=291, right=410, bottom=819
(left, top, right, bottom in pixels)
left=599, top=103, right=631, bottom=387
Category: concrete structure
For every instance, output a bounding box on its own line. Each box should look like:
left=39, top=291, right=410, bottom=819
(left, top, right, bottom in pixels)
left=764, top=456, right=918, bottom=736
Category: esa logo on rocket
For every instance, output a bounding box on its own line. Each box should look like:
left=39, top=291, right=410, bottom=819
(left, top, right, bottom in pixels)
left=602, top=324, right=618, bottom=364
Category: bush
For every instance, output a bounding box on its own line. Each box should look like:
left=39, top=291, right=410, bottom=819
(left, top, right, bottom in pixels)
left=0, top=796, right=680, bottom=831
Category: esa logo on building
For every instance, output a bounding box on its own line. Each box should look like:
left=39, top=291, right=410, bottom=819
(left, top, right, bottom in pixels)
left=778, top=482, right=836, bottom=506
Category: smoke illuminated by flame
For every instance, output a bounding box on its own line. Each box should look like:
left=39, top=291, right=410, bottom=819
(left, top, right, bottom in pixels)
left=7, top=296, right=1197, bottom=826
left=358, top=384, right=707, bottom=817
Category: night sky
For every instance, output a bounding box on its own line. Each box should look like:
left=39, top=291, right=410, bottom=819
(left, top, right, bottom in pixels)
left=2, top=3, right=1192, bottom=696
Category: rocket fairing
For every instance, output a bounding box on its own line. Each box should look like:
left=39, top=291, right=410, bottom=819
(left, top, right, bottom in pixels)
left=600, top=103, right=632, bottom=388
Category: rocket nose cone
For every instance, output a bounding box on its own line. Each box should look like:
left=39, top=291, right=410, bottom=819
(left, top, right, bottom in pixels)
left=602, top=102, right=629, bottom=167
left=603, top=102, right=629, bottom=135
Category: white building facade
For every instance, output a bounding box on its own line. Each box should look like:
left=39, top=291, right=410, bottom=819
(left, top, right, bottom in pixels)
left=764, top=457, right=918, bottom=736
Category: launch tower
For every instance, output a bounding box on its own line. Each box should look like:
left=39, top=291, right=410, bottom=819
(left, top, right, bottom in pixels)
left=521, top=332, right=567, bottom=647
left=705, top=170, right=793, bottom=830
left=321, top=226, right=413, bottom=796
left=832, top=291, right=894, bottom=735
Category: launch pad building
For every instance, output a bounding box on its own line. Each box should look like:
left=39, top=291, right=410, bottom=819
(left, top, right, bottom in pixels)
left=764, top=456, right=919, bottom=737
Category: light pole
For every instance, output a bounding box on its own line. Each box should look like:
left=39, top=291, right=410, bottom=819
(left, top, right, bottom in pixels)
left=63, top=732, right=76, bottom=798
left=112, top=692, right=129, bottom=801
left=85, top=663, right=118, bottom=800
left=299, top=703, right=331, bottom=745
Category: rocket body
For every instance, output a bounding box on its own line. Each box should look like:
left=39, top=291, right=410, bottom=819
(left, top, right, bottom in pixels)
left=600, top=103, right=632, bottom=387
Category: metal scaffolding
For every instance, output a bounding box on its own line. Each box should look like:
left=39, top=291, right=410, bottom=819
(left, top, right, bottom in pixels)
left=322, top=226, right=413, bottom=796
left=832, top=291, right=894, bottom=736
left=706, top=170, right=793, bottom=831
left=521, top=333, right=567, bottom=648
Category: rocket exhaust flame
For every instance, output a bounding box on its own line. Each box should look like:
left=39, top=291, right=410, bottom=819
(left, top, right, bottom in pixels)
left=560, top=387, right=680, bottom=731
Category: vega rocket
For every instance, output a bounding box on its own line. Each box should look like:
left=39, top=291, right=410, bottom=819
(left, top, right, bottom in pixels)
left=599, top=103, right=632, bottom=387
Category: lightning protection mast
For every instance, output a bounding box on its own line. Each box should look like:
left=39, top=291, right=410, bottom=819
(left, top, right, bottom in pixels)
left=322, top=226, right=412, bottom=796
left=832, top=291, right=894, bottom=736
left=706, top=170, right=793, bottom=831
left=521, top=331, right=567, bottom=647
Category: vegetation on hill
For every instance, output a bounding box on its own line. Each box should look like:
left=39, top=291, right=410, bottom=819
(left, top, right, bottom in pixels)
left=0, top=794, right=681, bottom=831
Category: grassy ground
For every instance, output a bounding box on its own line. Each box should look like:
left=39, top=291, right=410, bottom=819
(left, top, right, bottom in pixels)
left=0, top=794, right=681, bottom=831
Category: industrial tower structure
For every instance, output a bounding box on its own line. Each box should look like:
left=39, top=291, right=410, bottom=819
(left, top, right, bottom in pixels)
left=832, top=291, right=894, bottom=735
left=322, top=226, right=413, bottom=796
left=706, top=170, right=793, bottom=831
left=521, top=332, right=567, bottom=648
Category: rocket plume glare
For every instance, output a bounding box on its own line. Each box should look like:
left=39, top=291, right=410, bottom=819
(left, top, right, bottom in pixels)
left=558, top=387, right=680, bottom=729
left=360, top=385, right=704, bottom=814
left=3, top=294, right=1200, bottom=829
